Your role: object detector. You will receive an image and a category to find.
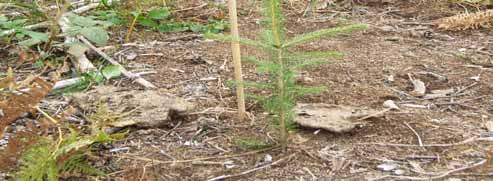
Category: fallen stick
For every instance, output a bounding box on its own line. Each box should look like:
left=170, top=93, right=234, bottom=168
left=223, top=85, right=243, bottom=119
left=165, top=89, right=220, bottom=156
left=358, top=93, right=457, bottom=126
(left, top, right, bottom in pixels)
left=78, top=36, right=156, bottom=89
left=404, top=122, right=424, bottom=147
left=53, top=77, right=83, bottom=90
left=53, top=71, right=154, bottom=90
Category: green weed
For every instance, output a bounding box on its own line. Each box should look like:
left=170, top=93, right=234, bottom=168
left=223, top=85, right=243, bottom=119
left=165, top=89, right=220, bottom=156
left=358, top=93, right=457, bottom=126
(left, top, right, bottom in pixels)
left=236, top=137, right=272, bottom=150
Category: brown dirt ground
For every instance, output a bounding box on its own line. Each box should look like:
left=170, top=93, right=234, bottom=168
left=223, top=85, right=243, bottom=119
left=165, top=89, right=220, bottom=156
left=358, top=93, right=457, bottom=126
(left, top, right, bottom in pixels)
left=3, top=0, right=493, bottom=181
left=97, top=1, right=493, bottom=180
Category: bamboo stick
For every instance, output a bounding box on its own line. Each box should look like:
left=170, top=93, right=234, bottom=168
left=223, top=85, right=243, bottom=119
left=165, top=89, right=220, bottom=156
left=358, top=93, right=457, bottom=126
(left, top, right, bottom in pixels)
left=227, top=0, right=246, bottom=121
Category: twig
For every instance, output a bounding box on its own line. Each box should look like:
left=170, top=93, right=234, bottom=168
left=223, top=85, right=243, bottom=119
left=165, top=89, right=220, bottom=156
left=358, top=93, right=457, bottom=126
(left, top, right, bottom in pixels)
left=119, top=146, right=278, bottom=164
left=78, top=36, right=156, bottom=89
left=404, top=122, right=424, bottom=147
left=406, top=155, right=439, bottom=160
left=371, top=159, right=486, bottom=180
left=303, top=167, right=317, bottom=180
left=358, top=136, right=493, bottom=147
left=36, top=106, right=58, bottom=124
left=454, top=82, right=478, bottom=95
left=162, top=34, right=203, bottom=42
left=207, top=153, right=296, bottom=181
left=357, top=108, right=391, bottom=121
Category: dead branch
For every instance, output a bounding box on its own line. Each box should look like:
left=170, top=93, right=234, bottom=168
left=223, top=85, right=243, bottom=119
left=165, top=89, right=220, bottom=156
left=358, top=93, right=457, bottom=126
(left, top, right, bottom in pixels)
left=78, top=36, right=156, bottom=89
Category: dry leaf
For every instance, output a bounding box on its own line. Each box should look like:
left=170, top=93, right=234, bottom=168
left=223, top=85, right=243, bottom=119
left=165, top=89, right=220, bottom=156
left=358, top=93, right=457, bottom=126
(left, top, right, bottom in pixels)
left=0, top=77, right=53, bottom=136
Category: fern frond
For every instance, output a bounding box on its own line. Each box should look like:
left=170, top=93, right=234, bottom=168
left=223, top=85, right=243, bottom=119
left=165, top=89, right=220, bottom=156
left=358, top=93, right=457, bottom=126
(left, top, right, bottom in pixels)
left=435, top=10, right=493, bottom=30
left=283, top=24, right=368, bottom=48
left=18, top=139, right=58, bottom=181
left=55, top=131, right=112, bottom=157
left=18, top=130, right=113, bottom=181
left=61, top=153, right=106, bottom=176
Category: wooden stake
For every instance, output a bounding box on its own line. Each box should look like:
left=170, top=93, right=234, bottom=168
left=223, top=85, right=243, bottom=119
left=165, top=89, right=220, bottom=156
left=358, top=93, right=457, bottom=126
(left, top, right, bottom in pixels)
left=227, top=0, right=246, bottom=120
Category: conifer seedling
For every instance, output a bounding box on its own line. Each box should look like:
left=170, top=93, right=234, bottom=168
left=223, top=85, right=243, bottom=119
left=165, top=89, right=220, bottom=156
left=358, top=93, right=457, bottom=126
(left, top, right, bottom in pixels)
left=206, top=0, right=367, bottom=149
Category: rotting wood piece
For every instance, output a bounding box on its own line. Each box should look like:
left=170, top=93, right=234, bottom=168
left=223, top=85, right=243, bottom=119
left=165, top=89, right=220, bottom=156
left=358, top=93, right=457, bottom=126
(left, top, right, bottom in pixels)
left=70, top=86, right=194, bottom=133
left=294, top=103, right=380, bottom=133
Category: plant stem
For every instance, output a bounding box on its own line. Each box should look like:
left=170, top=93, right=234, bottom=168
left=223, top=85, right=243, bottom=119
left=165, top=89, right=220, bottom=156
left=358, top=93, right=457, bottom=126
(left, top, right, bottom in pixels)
left=227, top=0, right=246, bottom=121
left=277, top=49, right=287, bottom=149
left=268, top=0, right=288, bottom=149
left=125, top=11, right=140, bottom=43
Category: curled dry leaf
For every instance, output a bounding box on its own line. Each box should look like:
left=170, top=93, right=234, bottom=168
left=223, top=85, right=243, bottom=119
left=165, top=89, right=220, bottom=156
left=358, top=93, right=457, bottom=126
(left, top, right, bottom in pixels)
left=294, top=103, right=379, bottom=133
left=383, top=100, right=399, bottom=110
left=0, top=77, right=53, bottom=136
left=409, top=75, right=426, bottom=97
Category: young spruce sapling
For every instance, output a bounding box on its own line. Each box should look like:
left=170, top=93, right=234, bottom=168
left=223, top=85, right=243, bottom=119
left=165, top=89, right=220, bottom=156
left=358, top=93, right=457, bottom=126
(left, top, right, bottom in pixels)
left=206, top=0, right=367, bottom=149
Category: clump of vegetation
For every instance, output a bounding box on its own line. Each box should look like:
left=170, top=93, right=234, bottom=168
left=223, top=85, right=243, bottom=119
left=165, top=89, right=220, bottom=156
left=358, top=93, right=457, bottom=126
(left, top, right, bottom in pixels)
left=0, top=16, right=49, bottom=47
left=15, top=102, right=128, bottom=180
left=92, top=1, right=228, bottom=42
left=235, top=137, right=272, bottom=150
left=18, top=130, right=113, bottom=181
left=207, top=0, right=367, bottom=149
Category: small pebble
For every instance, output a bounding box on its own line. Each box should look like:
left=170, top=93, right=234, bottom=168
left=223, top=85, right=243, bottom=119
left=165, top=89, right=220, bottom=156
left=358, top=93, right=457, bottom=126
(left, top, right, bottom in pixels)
left=393, top=169, right=405, bottom=175
left=377, top=163, right=397, bottom=171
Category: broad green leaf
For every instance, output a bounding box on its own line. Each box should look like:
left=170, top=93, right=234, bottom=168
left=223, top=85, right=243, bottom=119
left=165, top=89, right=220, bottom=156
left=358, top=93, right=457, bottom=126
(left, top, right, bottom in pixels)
left=69, top=14, right=98, bottom=27
left=101, top=65, right=122, bottom=79
left=11, top=19, right=28, bottom=26
left=67, top=43, right=89, bottom=57
left=15, top=32, right=26, bottom=39
left=19, top=38, right=41, bottom=47
left=86, top=71, right=105, bottom=84
left=138, top=17, right=158, bottom=28
left=24, top=30, right=49, bottom=41
left=80, top=27, right=109, bottom=46
left=283, top=24, right=368, bottom=48
left=0, top=16, right=7, bottom=22
left=147, top=8, right=170, bottom=20
left=189, top=23, right=203, bottom=32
